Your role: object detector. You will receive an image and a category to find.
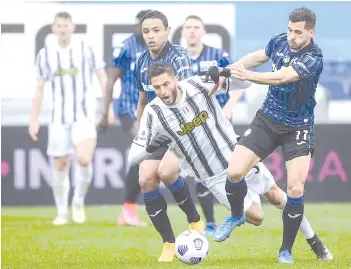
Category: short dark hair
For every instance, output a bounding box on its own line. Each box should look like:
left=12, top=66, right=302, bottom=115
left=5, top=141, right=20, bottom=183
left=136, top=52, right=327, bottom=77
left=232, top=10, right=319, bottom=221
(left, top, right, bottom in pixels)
left=54, top=11, right=72, bottom=21
left=185, top=15, right=205, bottom=27
left=148, top=62, right=175, bottom=79
left=136, top=10, right=152, bottom=25
left=140, top=10, right=168, bottom=28
left=289, top=7, right=316, bottom=29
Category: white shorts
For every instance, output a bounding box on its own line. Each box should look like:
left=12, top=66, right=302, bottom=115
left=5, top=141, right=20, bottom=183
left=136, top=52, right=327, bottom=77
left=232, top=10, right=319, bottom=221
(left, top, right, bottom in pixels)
left=47, top=121, right=97, bottom=157
left=201, top=162, right=275, bottom=212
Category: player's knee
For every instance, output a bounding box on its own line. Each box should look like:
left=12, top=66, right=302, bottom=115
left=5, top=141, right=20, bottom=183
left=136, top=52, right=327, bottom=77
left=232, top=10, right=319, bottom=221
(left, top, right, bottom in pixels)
left=227, top=166, right=246, bottom=182
left=158, top=165, right=178, bottom=184
left=54, top=157, right=69, bottom=172
left=138, top=172, right=159, bottom=192
left=77, top=155, right=92, bottom=167
left=287, top=182, right=304, bottom=197
left=247, top=211, right=264, bottom=226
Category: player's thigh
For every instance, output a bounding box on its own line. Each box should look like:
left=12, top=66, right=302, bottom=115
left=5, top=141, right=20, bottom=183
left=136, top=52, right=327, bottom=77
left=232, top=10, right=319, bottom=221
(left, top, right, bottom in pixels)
left=281, top=126, right=314, bottom=195
left=158, top=150, right=181, bottom=184
left=72, top=122, right=97, bottom=166
left=47, top=124, right=74, bottom=159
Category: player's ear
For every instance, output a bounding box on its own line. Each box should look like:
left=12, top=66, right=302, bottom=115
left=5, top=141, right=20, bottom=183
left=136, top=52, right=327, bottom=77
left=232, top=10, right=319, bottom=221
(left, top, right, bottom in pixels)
left=309, top=28, right=316, bottom=38
left=174, top=75, right=179, bottom=84
left=72, top=23, right=76, bottom=32
left=166, top=27, right=171, bottom=36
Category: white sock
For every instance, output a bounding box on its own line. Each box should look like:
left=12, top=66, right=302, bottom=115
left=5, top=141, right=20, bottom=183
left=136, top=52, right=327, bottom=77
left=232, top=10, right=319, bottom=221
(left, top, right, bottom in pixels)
left=276, top=192, right=315, bottom=239
left=73, top=164, right=93, bottom=205
left=52, top=170, right=70, bottom=216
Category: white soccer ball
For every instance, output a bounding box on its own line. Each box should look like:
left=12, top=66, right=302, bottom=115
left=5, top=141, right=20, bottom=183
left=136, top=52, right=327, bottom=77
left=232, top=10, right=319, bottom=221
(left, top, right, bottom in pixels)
left=175, top=230, right=209, bottom=265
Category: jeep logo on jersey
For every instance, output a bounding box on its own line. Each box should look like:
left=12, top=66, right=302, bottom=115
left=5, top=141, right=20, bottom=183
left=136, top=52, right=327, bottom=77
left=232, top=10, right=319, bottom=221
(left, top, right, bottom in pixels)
left=177, top=111, right=209, bottom=136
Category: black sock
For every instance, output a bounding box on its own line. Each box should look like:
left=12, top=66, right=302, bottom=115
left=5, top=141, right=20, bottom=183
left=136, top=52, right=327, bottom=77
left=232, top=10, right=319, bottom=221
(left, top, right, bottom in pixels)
left=280, top=196, right=304, bottom=253
left=166, top=176, right=200, bottom=223
left=225, top=178, right=247, bottom=218
left=196, top=182, right=215, bottom=224
left=143, top=189, right=175, bottom=243
left=124, top=165, right=141, bottom=203
left=307, top=234, right=321, bottom=246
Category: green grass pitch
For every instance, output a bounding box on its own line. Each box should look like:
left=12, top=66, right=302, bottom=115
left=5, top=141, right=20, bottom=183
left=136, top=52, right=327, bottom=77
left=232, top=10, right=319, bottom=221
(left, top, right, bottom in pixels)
left=2, top=203, right=351, bottom=269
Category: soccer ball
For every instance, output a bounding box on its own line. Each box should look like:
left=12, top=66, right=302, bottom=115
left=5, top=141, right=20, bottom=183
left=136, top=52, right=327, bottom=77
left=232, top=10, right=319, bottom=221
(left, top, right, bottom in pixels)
left=175, top=230, right=209, bottom=264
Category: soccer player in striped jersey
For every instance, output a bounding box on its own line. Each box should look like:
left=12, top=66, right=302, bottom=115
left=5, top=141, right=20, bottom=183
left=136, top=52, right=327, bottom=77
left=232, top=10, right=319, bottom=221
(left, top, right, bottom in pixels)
left=210, top=8, right=331, bottom=263
left=132, top=10, right=204, bottom=262
left=99, top=10, right=150, bottom=227
left=182, top=15, right=244, bottom=236
left=29, top=12, right=107, bottom=226
left=129, top=61, right=332, bottom=262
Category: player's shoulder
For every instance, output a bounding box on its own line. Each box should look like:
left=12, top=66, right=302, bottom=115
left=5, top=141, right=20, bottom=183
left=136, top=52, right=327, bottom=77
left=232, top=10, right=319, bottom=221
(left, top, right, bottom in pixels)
left=169, top=42, right=190, bottom=58
left=310, top=41, right=323, bottom=58
left=270, top=32, right=287, bottom=42
left=180, top=75, right=203, bottom=86
left=135, top=48, right=149, bottom=66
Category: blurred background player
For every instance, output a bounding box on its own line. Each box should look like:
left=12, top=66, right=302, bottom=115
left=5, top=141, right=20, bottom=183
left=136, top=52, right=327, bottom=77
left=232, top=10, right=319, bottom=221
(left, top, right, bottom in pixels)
left=29, top=12, right=107, bottom=225
left=181, top=15, right=244, bottom=236
left=132, top=10, right=204, bottom=262
left=215, top=7, right=325, bottom=264
left=100, top=10, right=150, bottom=227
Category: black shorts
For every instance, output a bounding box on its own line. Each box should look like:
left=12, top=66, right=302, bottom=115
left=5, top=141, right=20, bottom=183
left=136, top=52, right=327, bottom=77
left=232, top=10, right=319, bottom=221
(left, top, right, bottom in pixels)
left=239, top=110, right=315, bottom=162
left=146, top=146, right=168, bottom=161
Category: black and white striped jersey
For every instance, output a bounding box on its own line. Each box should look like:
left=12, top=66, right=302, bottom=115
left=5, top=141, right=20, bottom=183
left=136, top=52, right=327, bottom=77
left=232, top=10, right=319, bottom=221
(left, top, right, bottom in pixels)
left=132, top=76, right=238, bottom=180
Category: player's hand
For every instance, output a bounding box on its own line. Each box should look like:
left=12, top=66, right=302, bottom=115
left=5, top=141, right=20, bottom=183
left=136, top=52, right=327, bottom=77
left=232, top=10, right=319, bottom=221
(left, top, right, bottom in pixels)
left=208, top=76, right=226, bottom=96
left=229, top=63, right=250, bottom=81
left=97, top=113, right=109, bottom=132
left=206, top=66, right=231, bottom=96
left=146, top=134, right=172, bottom=153
left=28, top=121, right=40, bottom=142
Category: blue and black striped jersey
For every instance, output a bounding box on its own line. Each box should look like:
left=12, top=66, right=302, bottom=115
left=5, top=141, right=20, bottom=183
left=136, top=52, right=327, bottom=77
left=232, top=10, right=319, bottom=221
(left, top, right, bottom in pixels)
left=190, top=45, right=232, bottom=107
left=262, top=33, right=323, bottom=128
left=111, top=34, right=147, bottom=119
left=134, top=41, right=193, bottom=102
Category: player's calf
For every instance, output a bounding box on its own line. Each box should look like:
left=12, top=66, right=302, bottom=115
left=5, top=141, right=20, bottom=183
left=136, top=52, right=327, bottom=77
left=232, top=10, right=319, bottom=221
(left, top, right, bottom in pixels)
left=52, top=156, right=70, bottom=224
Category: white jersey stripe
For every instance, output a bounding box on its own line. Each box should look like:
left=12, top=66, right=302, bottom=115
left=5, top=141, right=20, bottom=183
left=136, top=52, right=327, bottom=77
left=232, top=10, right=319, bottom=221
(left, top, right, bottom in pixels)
left=81, top=41, right=88, bottom=117
left=69, top=48, right=77, bottom=121
left=56, top=51, right=66, bottom=124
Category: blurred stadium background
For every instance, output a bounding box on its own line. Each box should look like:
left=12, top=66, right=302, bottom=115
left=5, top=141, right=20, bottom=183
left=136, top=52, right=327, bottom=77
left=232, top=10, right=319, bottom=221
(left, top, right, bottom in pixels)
left=1, top=1, right=350, bottom=205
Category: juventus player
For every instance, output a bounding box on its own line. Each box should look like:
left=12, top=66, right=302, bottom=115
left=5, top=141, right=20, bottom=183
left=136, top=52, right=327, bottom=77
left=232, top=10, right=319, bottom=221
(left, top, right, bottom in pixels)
left=29, top=12, right=107, bottom=225
left=129, top=61, right=332, bottom=262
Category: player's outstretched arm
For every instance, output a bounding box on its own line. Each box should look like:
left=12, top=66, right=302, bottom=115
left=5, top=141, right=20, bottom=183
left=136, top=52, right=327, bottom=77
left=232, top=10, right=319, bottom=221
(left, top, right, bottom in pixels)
left=230, top=64, right=299, bottom=85
left=234, top=49, right=270, bottom=69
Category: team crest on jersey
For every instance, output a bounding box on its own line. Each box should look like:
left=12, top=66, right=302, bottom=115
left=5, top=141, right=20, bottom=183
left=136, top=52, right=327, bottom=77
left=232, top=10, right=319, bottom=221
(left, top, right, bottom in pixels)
left=177, top=111, right=208, bottom=136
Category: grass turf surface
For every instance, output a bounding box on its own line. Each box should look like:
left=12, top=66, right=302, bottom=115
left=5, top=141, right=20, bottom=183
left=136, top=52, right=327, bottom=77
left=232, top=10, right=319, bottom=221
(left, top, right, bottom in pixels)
left=2, top=203, right=351, bottom=269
